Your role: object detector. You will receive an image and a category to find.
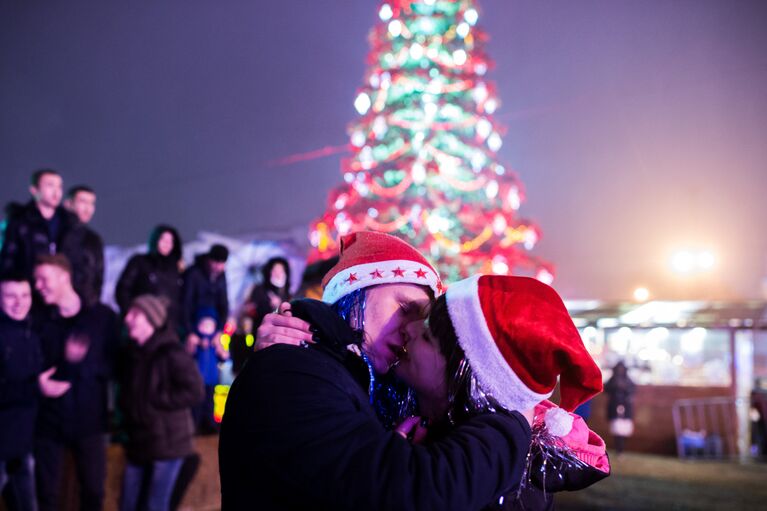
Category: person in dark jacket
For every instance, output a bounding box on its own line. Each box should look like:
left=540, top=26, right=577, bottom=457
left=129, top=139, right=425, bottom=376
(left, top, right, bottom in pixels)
left=33, top=255, right=120, bottom=511
left=604, top=361, right=636, bottom=454
left=0, top=170, right=86, bottom=284
left=243, top=256, right=291, bottom=329
left=115, top=225, right=183, bottom=328
left=63, top=186, right=104, bottom=306
left=228, top=256, right=289, bottom=373
left=119, top=294, right=204, bottom=511
left=1, top=274, right=43, bottom=511
left=221, top=232, right=534, bottom=511
left=392, top=277, right=610, bottom=510
left=181, top=244, right=229, bottom=347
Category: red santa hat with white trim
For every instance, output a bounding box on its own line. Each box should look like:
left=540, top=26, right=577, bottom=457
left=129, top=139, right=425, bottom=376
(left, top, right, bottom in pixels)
left=321, top=231, right=443, bottom=304
left=445, top=274, right=602, bottom=413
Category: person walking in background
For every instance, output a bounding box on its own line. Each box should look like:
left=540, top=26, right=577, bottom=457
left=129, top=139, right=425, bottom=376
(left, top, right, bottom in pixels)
left=63, top=185, right=104, bottom=306
left=0, top=169, right=84, bottom=281
left=118, top=294, right=204, bottom=511
left=604, top=361, right=636, bottom=454
left=115, top=225, right=183, bottom=329
left=181, top=244, right=229, bottom=354
left=243, top=256, right=291, bottom=330
left=33, top=255, right=119, bottom=511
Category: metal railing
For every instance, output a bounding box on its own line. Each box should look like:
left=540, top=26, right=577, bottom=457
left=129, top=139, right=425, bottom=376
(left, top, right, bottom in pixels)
left=672, top=396, right=738, bottom=459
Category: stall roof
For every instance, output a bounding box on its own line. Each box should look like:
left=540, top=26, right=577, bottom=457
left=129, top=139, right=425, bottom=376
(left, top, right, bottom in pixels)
left=564, top=300, right=767, bottom=329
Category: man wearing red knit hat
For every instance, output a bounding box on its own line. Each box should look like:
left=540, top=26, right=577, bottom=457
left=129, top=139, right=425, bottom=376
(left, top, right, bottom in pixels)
left=220, top=231, right=535, bottom=510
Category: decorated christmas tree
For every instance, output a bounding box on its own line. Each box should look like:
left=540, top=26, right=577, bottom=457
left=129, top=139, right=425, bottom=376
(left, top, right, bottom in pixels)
left=309, top=0, right=553, bottom=284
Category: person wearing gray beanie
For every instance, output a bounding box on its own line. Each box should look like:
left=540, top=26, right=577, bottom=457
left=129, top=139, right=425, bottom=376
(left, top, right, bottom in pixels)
left=120, top=295, right=204, bottom=511
left=130, top=294, right=170, bottom=331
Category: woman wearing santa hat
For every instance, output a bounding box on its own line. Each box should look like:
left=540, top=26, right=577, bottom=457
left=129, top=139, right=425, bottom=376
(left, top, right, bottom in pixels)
left=221, top=232, right=537, bottom=510
left=392, top=274, right=611, bottom=510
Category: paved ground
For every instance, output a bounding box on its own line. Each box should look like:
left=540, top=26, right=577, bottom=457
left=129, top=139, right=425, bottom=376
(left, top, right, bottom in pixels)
left=558, top=451, right=767, bottom=511
left=28, top=438, right=763, bottom=511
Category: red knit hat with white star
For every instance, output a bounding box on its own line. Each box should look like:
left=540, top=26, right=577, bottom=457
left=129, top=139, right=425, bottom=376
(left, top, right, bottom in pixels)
left=446, top=275, right=602, bottom=412
left=321, top=231, right=443, bottom=304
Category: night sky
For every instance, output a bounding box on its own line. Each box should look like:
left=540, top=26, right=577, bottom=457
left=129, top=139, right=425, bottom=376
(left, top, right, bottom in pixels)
left=2, top=0, right=766, bottom=300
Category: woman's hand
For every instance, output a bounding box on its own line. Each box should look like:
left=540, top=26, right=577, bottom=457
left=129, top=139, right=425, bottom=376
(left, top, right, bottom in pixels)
left=255, top=301, right=315, bottom=351
left=394, top=416, right=430, bottom=444
left=519, top=407, right=535, bottom=427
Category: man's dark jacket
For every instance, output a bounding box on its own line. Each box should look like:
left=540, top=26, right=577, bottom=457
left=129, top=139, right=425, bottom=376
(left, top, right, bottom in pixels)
left=36, top=303, right=119, bottom=441
left=0, top=201, right=85, bottom=278
left=118, top=327, right=204, bottom=464
left=219, top=299, right=531, bottom=511
left=63, top=225, right=104, bottom=307
left=181, top=255, right=228, bottom=334
left=0, top=311, right=43, bottom=460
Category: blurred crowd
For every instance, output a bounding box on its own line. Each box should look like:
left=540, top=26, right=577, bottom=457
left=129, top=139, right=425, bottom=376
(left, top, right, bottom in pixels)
left=0, top=169, right=297, bottom=511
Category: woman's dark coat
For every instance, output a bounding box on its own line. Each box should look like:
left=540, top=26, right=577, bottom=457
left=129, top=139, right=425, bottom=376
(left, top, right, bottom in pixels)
left=604, top=366, right=636, bottom=420
left=115, top=254, right=182, bottom=323
left=219, top=299, right=532, bottom=511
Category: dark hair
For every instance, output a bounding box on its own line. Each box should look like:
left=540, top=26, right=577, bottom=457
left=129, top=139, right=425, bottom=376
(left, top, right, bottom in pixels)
left=208, top=244, right=229, bottom=263
left=30, top=168, right=61, bottom=187
left=35, top=254, right=72, bottom=276
left=261, top=256, right=291, bottom=293
left=147, top=224, right=183, bottom=262
left=66, top=185, right=95, bottom=200
left=0, top=271, right=32, bottom=286
left=331, top=287, right=366, bottom=333
left=427, top=294, right=472, bottom=424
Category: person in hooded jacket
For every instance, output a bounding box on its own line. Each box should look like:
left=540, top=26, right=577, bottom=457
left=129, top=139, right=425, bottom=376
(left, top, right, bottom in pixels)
left=118, top=294, right=204, bottom=511
left=228, top=257, right=291, bottom=374
left=243, top=256, right=291, bottom=329
left=115, top=225, right=183, bottom=329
